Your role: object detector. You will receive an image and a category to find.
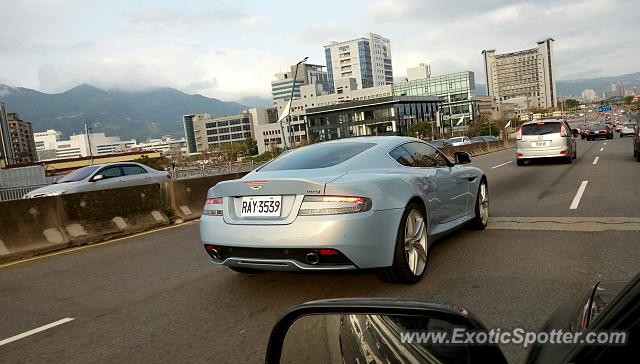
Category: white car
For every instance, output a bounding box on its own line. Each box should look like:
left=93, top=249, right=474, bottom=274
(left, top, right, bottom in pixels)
left=447, top=136, right=471, bottom=146
left=24, top=162, right=170, bottom=198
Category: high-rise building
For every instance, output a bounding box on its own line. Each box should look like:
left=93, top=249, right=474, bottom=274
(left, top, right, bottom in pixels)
left=183, top=110, right=258, bottom=153
left=324, top=33, right=393, bottom=92
left=0, top=102, right=15, bottom=167
left=271, top=63, right=329, bottom=105
left=482, top=38, right=557, bottom=110
left=581, top=89, right=597, bottom=101
left=7, top=113, right=37, bottom=164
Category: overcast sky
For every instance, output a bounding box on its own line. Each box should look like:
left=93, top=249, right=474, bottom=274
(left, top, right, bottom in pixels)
left=1, top=0, right=638, bottom=101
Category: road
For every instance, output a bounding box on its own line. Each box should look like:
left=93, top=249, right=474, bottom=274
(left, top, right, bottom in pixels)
left=1, top=132, right=640, bottom=363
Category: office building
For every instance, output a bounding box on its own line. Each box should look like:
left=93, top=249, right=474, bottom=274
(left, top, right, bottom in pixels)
left=407, top=63, right=431, bottom=81
left=183, top=111, right=255, bottom=153
left=482, top=38, right=557, bottom=110
left=324, top=33, right=393, bottom=92
left=131, top=137, right=187, bottom=157
left=393, top=71, right=477, bottom=126
left=271, top=63, right=329, bottom=105
left=33, top=130, right=135, bottom=160
left=7, top=113, right=37, bottom=164
left=0, top=102, right=15, bottom=167
left=581, top=89, right=597, bottom=101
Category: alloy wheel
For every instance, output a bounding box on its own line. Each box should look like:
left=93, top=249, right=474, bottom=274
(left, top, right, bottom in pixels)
left=404, top=209, right=428, bottom=276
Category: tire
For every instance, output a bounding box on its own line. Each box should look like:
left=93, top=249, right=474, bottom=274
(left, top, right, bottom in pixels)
left=229, top=267, right=262, bottom=274
left=564, top=156, right=572, bottom=164
left=587, top=138, right=592, bottom=141
left=634, top=148, right=638, bottom=158
left=516, top=159, right=525, bottom=166
left=470, top=180, right=489, bottom=230
left=573, top=149, right=577, bottom=160
left=637, top=149, right=640, bottom=163
left=377, top=203, right=428, bottom=284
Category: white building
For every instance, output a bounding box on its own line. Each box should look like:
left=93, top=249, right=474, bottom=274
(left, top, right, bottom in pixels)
left=581, top=89, right=597, bottom=101
left=324, top=33, right=393, bottom=92
left=33, top=131, right=136, bottom=160
left=482, top=38, right=557, bottom=110
left=407, top=63, right=431, bottom=82
left=131, top=137, right=187, bottom=156
left=271, top=63, right=329, bottom=105
left=183, top=111, right=255, bottom=154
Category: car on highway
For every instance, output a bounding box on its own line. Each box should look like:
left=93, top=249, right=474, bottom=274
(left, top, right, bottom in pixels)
left=634, top=124, right=640, bottom=162
left=619, top=123, right=635, bottom=137
left=447, top=136, right=471, bottom=146
left=23, top=162, right=170, bottom=198
left=428, top=139, right=452, bottom=149
left=579, top=126, right=593, bottom=140
left=516, top=119, right=577, bottom=166
left=200, top=136, right=488, bottom=283
left=471, top=135, right=499, bottom=143
left=585, top=124, right=614, bottom=141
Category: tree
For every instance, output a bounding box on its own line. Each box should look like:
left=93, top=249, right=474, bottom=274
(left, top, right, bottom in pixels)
left=134, top=155, right=164, bottom=170
left=408, top=121, right=432, bottom=139
left=242, top=138, right=258, bottom=156
left=477, top=123, right=500, bottom=136
left=477, top=111, right=492, bottom=125
left=564, top=99, right=580, bottom=110
left=220, top=142, right=245, bottom=162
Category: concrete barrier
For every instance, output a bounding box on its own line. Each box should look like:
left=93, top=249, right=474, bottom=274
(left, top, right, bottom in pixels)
left=0, top=196, right=68, bottom=262
left=0, top=184, right=169, bottom=263
left=171, top=172, right=248, bottom=220
left=441, top=139, right=515, bottom=159
left=59, top=184, right=169, bottom=245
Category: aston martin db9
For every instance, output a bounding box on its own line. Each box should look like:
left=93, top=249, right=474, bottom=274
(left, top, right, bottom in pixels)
left=200, top=136, right=488, bottom=283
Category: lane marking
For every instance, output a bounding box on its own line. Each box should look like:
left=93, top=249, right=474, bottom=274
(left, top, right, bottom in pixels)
left=604, top=142, right=607, bottom=145
left=0, top=318, right=75, bottom=346
left=570, top=181, right=589, bottom=210
left=491, top=161, right=513, bottom=169
left=593, top=156, right=599, bottom=165
left=600, top=148, right=604, bottom=152
left=488, top=217, right=640, bottom=231
left=0, top=221, right=198, bottom=269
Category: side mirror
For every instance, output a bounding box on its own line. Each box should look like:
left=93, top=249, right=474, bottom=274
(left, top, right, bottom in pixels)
left=454, top=151, right=471, bottom=164
left=571, top=129, right=579, bottom=137
left=266, top=298, right=507, bottom=364
left=92, top=174, right=104, bottom=182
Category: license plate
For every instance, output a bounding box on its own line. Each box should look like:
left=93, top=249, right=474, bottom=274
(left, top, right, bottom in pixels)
left=241, top=196, right=282, bottom=217
left=532, top=141, right=549, bottom=147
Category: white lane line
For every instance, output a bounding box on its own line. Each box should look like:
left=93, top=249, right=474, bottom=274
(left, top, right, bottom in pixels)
left=0, top=318, right=75, bottom=347
left=600, top=148, right=604, bottom=152
left=491, top=161, right=513, bottom=169
left=570, top=181, right=589, bottom=210
left=593, top=156, right=599, bottom=165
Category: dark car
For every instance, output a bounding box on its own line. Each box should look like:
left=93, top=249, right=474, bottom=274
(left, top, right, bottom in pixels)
left=634, top=124, right=640, bottom=162
left=579, top=126, right=594, bottom=139
left=429, top=139, right=452, bottom=149
left=586, top=124, right=613, bottom=140
left=268, top=272, right=640, bottom=363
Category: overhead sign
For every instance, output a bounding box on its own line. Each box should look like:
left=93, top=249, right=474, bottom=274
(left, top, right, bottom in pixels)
left=598, top=105, right=612, bottom=113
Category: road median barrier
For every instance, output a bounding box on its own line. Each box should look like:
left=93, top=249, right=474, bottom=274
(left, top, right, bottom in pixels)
left=441, top=139, right=515, bottom=159
left=171, top=172, right=249, bottom=220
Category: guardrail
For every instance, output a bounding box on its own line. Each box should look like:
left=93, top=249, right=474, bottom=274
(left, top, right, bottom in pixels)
left=0, top=185, right=48, bottom=202
left=171, top=161, right=266, bottom=180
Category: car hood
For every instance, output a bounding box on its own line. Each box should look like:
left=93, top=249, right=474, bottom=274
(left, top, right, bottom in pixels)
left=25, top=181, right=83, bottom=197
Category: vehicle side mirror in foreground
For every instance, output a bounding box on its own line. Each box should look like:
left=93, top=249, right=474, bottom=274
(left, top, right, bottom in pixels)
left=454, top=151, right=472, bottom=165
left=92, top=174, right=104, bottom=182
left=572, top=129, right=580, bottom=137
left=265, top=298, right=507, bottom=364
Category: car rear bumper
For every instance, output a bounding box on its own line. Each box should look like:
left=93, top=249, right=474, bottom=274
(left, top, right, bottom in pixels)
left=516, top=146, right=570, bottom=159
left=586, top=134, right=611, bottom=139
left=200, top=209, right=404, bottom=270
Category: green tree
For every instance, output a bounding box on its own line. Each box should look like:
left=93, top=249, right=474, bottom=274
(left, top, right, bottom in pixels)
left=564, top=99, right=580, bottom=110
left=408, top=121, right=432, bottom=139
left=134, top=155, right=164, bottom=170
left=242, top=138, right=258, bottom=156
left=477, top=123, right=500, bottom=136
left=220, top=142, right=245, bottom=162
left=477, top=111, right=492, bottom=124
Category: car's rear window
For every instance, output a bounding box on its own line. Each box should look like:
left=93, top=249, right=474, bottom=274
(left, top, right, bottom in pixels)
left=259, top=142, right=375, bottom=171
left=624, top=124, right=635, bottom=128
left=522, top=122, right=561, bottom=135
left=57, top=165, right=100, bottom=183
left=593, top=125, right=608, bottom=130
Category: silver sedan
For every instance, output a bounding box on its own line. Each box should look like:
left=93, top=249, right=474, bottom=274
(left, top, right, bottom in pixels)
left=24, top=162, right=169, bottom=198
left=200, top=136, right=488, bottom=283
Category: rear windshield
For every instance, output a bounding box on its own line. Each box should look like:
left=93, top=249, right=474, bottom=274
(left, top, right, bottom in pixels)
left=259, top=142, right=375, bottom=171
left=624, top=124, right=635, bottom=128
left=522, top=122, right=561, bottom=135
left=449, top=137, right=463, bottom=142
left=593, top=125, right=609, bottom=130
left=57, top=165, right=100, bottom=183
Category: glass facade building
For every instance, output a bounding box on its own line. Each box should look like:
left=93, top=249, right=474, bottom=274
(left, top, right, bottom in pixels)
left=393, top=71, right=476, bottom=126
left=305, top=96, right=441, bottom=142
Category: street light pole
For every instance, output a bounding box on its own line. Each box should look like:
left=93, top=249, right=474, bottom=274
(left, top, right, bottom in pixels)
left=285, top=56, right=308, bottom=150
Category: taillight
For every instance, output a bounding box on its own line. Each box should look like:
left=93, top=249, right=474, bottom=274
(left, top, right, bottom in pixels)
left=166, top=173, right=172, bottom=180
left=516, top=128, right=522, bottom=140
left=298, top=195, right=372, bottom=216
left=560, top=124, right=568, bottom=137
left=203, top=197, right=223, bottom=216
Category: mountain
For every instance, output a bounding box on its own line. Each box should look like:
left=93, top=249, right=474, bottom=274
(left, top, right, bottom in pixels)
left=556, top=72, right=640, bottom=98
left=237, top=96, right=273, bottom=108
left=0, top=84, right=247, bottom=141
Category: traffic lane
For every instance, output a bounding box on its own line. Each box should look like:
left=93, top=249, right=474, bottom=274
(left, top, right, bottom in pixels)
left=469, top=146, right=516, bottom=172
left=477, top=137, right=603, bottom=217
left=1, top=224, right=640, bottom=363
left=571, top=135, right=640, bottom=216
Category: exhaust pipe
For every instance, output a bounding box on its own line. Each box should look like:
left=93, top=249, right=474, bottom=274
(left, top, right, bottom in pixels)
left=210, top=249, right=221, bottom=260
left=305, top=251, right=320, bottom=265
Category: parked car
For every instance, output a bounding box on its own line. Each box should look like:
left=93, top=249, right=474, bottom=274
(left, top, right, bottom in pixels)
left=586, top=124, right=613, bottom=140
left=24, top=162, right=170, bottom=198
left=619, top=123, right=635, bottom=137
left=471, top=135, right=498, bottom=143
left=447, top=136, right=471, bottom=146
left=200, top=136, right=488, bottom=284
left=267, top=272, right=640, bottom=363
left=428, top=139, right=452, bottom=149
left=516, top=119, right=577, bottom=166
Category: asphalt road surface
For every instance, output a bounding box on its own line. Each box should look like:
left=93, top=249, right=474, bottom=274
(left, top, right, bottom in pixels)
left=1, top=133, right=640, bottom=363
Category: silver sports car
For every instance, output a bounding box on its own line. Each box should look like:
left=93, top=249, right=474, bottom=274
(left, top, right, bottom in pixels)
left=200, top=136, right=488, bottom=283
